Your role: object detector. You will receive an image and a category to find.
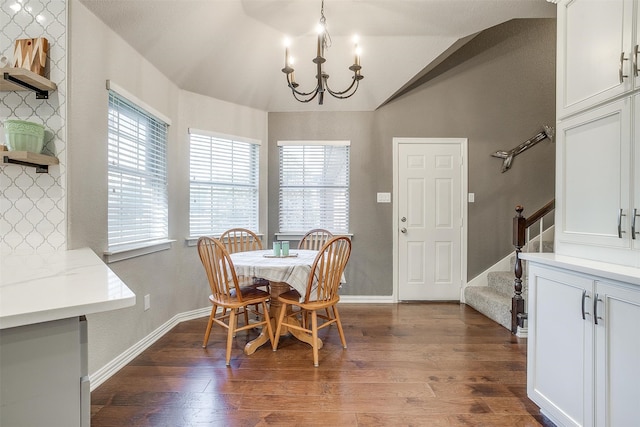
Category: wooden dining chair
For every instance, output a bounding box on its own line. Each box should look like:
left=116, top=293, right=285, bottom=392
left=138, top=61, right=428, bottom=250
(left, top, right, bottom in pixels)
left=219, top=227, right=270, bottom=301
left=220, top=228, right=263, bottom=253
left=197, top=236, right=274, bottom=366
left=298, top=228, right=334, bottom=250
left=273, top=236, right=352, bottom=367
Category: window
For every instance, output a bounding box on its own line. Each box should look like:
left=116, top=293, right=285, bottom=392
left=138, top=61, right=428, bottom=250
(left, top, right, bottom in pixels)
left=107, top=87, right=169, bottom=254
left=189, top=129, right=260, bottom=236
left=278, top=140, right=350, bottom=234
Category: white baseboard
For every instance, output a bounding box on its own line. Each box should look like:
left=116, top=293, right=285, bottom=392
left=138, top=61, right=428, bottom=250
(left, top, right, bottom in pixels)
left=89, top=306, right=211, bottom=391
left=339, top=295, right=394, bottom=303
left=516, top=326, right=528, bottom=338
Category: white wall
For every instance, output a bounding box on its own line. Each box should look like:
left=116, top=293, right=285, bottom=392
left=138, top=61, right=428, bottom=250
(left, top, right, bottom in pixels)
left=67, top=0, right=268, bottom=375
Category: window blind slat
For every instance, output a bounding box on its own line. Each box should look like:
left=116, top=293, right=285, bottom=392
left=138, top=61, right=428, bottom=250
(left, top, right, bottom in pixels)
left=108, top=91, right=169, bottom=249
left=279, top=143, right=350, bottom=233
left=189, top=132, right=259, bottom=236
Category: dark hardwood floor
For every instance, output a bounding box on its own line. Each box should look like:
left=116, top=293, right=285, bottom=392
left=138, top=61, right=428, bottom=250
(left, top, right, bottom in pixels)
left=91, top=303, right=555, bottom=426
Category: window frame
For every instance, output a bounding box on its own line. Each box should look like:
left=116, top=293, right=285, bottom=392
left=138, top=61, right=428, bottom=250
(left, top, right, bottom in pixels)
left=277, top=140, right=350, bottom=236
left=104, top=81, right=173, bottom=263
left=187, top=128, right=261, bottom=241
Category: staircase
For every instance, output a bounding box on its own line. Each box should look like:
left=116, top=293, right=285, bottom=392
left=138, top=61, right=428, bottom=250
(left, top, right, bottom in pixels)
left=464, top=256, right=522, bottom=331
left=464, top=240, right=553, bottom=333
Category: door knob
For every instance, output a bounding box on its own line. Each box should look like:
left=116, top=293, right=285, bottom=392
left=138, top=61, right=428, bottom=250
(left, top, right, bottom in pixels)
left=400, top=227, right=407, bottom=234
left=401, top=217, right=406, bottom=222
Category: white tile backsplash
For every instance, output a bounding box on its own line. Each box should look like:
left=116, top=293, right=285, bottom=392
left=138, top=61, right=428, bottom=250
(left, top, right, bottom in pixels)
left=1, top=0, right=67, bottom=255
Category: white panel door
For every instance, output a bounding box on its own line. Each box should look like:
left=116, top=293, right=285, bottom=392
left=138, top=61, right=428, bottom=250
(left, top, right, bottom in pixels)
left=397, top=139, right=464, bottom=300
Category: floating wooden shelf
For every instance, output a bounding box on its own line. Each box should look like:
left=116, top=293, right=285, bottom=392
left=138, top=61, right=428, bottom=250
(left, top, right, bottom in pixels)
left=1, top=67, right=57, bottom=99
left=2, top=150, right=59, bottom=173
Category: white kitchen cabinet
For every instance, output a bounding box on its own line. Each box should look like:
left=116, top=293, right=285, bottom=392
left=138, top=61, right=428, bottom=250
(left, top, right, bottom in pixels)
left=527, top=264, right=593, bottom=427
left=0, top=317, right=88, bottom=427
left=525, top=255, right=640, bottom=427
left=556, top=0, right=635, bottom=119
left=0, top=248, right=135, bottom=427
left=555, top=97, right=634, bottom=263
left=593, top=280, right=640, bottom=426
left=555, top=0, right=640, bottom=267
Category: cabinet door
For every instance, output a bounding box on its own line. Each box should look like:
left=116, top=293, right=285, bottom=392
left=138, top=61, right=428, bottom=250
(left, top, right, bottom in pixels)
left=0, top=317, right=83, bottom=427
left=527, top=265, right=594, bottom=427
left=633, top=94, right=640, bottom=249
left=635, top=0, right=640, bottom=90
left=556, top=97, right=632, bottom=253
left=557, top=0, right=633, bottom=118
left=593, top=281, right=640, bottom=427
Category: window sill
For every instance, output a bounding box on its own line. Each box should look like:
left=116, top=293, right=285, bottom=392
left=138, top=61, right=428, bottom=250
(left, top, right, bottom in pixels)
left=104, top=239, right=175, bottom=263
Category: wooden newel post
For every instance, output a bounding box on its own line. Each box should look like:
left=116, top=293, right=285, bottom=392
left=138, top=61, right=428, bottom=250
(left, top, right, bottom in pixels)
left=512, top=205, right=526, bottom=334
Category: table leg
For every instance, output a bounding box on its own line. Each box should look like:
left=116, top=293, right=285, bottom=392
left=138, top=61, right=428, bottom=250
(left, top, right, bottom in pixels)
left=244, top=281, right=322, bottom=355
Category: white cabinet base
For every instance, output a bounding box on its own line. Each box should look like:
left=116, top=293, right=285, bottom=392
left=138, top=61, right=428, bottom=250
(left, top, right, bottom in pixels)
left=523, top=253, right=640, bottom=427
left=0, top=317, right=89, bottom=427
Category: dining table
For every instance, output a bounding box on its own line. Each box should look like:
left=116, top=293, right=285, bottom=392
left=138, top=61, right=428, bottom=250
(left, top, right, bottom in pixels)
left=229, top=248, right=323, bottom=355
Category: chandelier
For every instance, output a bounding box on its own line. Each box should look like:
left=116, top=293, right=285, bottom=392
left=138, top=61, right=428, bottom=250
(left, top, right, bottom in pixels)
left=281, top=0, right=363, bottom=105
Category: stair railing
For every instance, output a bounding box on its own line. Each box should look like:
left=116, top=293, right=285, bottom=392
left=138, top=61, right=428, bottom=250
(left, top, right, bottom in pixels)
left=512, top=200, right=555, bottom=334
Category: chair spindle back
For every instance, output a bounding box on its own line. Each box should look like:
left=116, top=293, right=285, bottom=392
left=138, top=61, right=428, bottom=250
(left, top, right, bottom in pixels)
left=305, top=236, right=351, bottom=303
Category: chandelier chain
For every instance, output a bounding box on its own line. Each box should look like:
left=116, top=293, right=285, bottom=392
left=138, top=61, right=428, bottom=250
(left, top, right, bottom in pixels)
left=320, top=0, right=332, bottom=50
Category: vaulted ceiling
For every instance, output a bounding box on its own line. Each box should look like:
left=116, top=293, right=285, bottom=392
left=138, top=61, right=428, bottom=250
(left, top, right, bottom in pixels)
left=79, top=0, right=556, bottom=112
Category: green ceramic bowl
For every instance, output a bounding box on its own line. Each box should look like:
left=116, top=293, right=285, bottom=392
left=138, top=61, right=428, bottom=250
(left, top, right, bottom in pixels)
left=4, top=120, right=45, bottom=153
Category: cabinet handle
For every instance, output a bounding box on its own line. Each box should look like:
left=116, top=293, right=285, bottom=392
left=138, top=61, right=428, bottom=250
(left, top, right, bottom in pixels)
left=581, top=290, right=591, bottom=320
left=635, top=45, right=639, bottom=77
left=593, top=293, right=603, bottom=325
left=633, top=209, right=640, bottom=240
left=618, top=209, right=626, bottom=238
left=620, top=52, right=629, bottom=83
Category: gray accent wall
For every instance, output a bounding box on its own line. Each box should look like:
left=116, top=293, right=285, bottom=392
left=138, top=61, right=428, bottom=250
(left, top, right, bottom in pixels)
left=269, top=18, right=556, bottom=295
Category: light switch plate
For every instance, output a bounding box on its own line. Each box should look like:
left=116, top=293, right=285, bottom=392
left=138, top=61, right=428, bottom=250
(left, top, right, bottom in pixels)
left=377, top=192, right=391, bottom=203
left=468, top=193, right=475, bottom=203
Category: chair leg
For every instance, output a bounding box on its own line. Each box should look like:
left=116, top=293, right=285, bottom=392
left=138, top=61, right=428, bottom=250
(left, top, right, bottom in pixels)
left=202, top=305, right=216, bottom=348
left=262, top=301, right=275, bottom=345
left=243, top=307, right=249, bottom=326
left=311, top=310, right=319, bottom=367
left=226, top=309, right=236, bottom=366
left=272, top=302, right=288, bottom=351
left=333, top=305, right=347, bottom=349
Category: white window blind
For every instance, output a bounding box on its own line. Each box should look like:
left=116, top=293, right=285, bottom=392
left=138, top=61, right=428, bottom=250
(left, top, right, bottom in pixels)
left=189, top=130, right=259, bottom=236
left=278, top=141, right=350, bottom=233
left=107, top=90, right=169, bottom=250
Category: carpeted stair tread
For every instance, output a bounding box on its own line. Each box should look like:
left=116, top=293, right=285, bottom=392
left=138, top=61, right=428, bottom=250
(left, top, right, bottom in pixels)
left=486, top=270, right=516, bottom=296
left=464, top=285, right=511, bottom=330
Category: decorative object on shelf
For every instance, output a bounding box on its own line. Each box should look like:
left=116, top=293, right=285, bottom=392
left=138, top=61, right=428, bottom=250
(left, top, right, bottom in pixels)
left=491, top=125, right=555, bottom=173
left=4, top=120, right=45, bottom=154
left=12, top=38, right=49, bottom=78
left=282, top=0, right=363, bottom=105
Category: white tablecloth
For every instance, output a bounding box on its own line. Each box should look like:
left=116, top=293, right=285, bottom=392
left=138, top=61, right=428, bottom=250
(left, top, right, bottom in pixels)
left=230, top=249, right=318, bottom=297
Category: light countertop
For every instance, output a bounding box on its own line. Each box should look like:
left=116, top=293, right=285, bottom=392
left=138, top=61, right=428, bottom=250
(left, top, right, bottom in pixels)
left=521, top=253, right=640, bottom=286
left=0, top=247, right=136, bottom=329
